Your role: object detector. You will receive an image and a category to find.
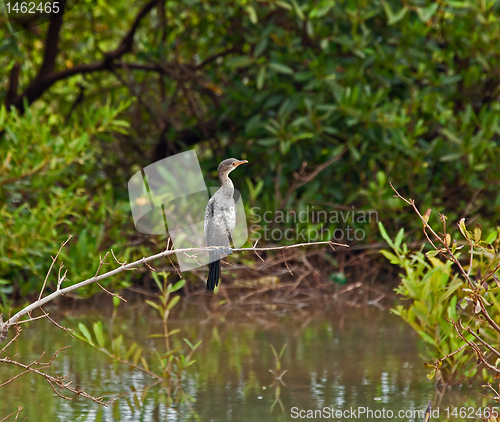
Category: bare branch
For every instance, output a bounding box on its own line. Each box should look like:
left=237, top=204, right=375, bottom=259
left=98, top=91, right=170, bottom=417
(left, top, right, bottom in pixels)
left=5, top=63, right=20, bottom=108
left=104, top=0, right=158, bottom=62
left=453, top=319, right=500, bottom=374
left=0, top=348, right=115, bottom=406
left=0, top=326, right=21, bottom=355
left=12, top=0, right=163, bottom=112
left=37, top=0, right=66, bottom=77
left=1, top=240, right=347, bottom=336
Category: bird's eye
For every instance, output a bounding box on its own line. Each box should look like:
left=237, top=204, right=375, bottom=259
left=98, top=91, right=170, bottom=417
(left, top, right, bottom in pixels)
left=233, top=163, right=236, bottom=167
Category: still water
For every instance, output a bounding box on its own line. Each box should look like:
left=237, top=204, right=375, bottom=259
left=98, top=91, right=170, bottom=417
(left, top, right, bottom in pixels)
left=0, top=298, right=486, bottom=421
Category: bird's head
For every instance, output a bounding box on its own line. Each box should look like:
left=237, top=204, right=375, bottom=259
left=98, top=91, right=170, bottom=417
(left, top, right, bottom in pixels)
left=218, top=158, right=248, bottom=176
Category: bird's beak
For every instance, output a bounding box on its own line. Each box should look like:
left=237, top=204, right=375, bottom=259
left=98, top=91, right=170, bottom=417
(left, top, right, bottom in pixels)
left=236, top=160, right=248, bottom=166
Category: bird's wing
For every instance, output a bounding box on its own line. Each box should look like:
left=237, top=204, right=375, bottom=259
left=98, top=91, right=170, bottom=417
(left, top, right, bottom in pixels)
left=204, top=196, right=215, bottom=243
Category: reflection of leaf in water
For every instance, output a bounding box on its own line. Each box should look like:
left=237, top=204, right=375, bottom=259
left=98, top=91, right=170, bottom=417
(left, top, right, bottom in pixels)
left=233, top=276, right=279, bottom=288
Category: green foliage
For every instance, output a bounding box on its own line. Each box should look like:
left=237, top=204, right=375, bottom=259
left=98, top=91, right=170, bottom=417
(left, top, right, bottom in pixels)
left=380, top=222, right=475, bottom=384
left=381, top=211, right=500, bottom=388
left=0, top=101, right=134, bottom=307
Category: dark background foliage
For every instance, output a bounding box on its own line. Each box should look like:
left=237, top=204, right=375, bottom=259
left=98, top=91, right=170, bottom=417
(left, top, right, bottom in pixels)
left=1, top=0, right=500, bottom=302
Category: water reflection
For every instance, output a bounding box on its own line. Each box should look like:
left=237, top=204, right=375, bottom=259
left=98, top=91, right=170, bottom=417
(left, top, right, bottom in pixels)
left=0, top=299, right=484, bottom=421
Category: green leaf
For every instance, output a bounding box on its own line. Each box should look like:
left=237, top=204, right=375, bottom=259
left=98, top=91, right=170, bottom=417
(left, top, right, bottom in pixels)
left=268, top=62, right=294, bottom=75
left=148, top=333, right=167, bottom=338
left=309, top=0, right=333, bottom=18
left=275, top=1, right=292, bottom=10
left=289, top=0, right=305, bottom=20
left=140, top=356, right=149, bottom=372
left=416, top=3, right=439, bottom=22
left=258, top=137, right=279, bottom=146
left=458, top=218, right=468, bottom=239
left=132, top=347, right=143, bottom=365
left=111, top=120, right=130, bottom=128
left=125, top=343, right=138, bottom=360
left=441, top=128, right=462, bottom=145
left=78, top=323, right=94, bottom=345
left=246, top=5, right=258, bottom=24
left=112, top=335, right=123, bottom=356
left=151, top=272, right=163, bottom=293
left=169, top=279, right=186, bottom=293
left=394, top=228, right=405, bottom=249
left=474, top=223, right=482, bottom=243
left=380, top=250, right=400, bottom=265
left=446, top=1, right=470, bottom=8
left=419, top=331, right=436, bottom=346
left=476, top=52, right=491, bottom=71
left=279, top=343, right=287, bottom=358
left=254, top=38, right=268, bottom=57
left=485, top=231, right=497, bottom=244
left=184, top=338, right=202, bottom=351
left=257, top=66, right=266, bottom=90
left=378, top=222, right=394, bottom=248
left=382, top=1, right=408, bottom=25
left=227, top=56, right=254, bottom=68
left=167, top=295, right=180, bottom=310
left=426, top=250, right=439, bottom=258
left=93, top=321, right=106, bottom=348
left=440, top=153, right=463, bottom=162
left=146, top=300, right=164, bottom=318
left=292, top=133, right=314, bottom=141
left=270, top=344, right=278, bottom=359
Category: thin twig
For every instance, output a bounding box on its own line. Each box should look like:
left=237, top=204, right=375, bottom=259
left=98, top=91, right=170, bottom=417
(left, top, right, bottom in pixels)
left=454, top=319, right=500, bottom=374
left=432, top=343, right=467, bottom=367
left=0, top=407, right=22, bottom=422
left=166, top=237, right=183, bottom=278
left=96, top=283, right=127, bottom=302
left=252, top=239, right=265, bottom=262
left=0, top=326, right=21, bottom=355
left=282, top=250, right=293, bottom=275
left=38, top=236, right=72, bottom=301
left=0, top=347, right=115, bottom=405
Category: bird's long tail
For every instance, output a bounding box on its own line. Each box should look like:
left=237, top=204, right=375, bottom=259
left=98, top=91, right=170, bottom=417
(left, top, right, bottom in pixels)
left=206, top=250, right=221, bottom=292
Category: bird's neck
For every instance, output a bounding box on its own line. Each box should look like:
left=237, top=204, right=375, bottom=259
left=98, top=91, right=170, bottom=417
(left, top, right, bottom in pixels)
left=218, top=172, right=234, bottom=189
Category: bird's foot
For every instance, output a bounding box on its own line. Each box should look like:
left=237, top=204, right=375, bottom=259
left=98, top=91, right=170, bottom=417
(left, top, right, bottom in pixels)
left=222, top=247, right=233, bottom=255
